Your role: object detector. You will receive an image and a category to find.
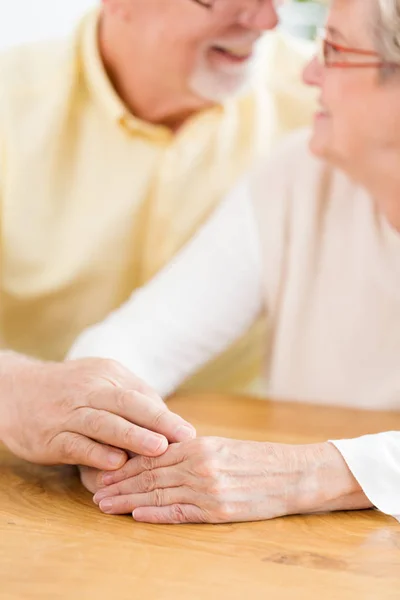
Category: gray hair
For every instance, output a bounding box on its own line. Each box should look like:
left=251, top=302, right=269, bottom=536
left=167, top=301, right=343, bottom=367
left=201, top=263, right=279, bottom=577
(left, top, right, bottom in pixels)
left=376, top=0, right=400, bottom=63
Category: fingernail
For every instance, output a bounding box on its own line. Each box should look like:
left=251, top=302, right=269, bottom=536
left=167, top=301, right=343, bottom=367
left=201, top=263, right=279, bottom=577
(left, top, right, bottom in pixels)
left=108, top=453, right=125, bottom=468
left=93, top=490, right=108, bottom=505
left=175, top=424, right=196, bottom=441
left=101, top=472, right=115, bottom=486
left=99, top=499, right=113, bottom=513
left=143, top=434, right=167, bottom=454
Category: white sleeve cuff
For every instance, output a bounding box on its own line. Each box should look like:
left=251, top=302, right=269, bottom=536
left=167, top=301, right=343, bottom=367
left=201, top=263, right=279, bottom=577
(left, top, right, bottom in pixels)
left=331, top=432, right=400, bottom=522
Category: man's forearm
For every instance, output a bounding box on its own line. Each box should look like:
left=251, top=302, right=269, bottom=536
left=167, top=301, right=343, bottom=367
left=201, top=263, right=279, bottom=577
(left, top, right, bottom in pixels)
left=0, top=350, right=39, bottom=445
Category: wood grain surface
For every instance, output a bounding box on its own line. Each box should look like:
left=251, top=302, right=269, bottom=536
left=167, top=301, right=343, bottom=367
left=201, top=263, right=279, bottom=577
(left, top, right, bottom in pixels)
left=1, top=394, right=400, bottom=600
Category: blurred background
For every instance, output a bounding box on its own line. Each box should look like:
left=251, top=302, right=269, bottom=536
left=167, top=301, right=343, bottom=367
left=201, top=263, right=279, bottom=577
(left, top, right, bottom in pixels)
left=0, top=0, right=96, bottom=49
left=0, top=0, right=326, bottom=51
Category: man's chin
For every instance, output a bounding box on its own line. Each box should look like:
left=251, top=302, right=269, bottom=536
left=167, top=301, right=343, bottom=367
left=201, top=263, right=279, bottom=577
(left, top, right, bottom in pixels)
left=188, top=69, right=252, bottom=104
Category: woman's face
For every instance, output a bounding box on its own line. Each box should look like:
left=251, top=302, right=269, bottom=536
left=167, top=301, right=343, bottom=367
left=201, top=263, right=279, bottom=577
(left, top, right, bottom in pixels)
left=303, top=0, right=400, bottom=183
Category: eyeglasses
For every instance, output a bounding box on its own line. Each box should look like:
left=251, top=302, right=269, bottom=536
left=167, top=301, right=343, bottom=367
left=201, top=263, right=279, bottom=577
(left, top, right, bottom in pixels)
left=192, top=0, right=219, bottom=6
left=191, top=0, right=266, bottom=13
left=316, top=35, right=400, bottom=70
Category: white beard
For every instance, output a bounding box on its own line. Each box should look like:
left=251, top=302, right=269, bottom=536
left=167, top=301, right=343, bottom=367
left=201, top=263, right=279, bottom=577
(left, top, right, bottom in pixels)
left=188, top=39, right=264, bottom=103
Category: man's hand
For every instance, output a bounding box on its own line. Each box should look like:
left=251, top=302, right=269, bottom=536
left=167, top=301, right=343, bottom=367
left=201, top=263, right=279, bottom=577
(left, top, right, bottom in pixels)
left=79, top=465, right=106, bottom=494
left=0, top=353, right=196, bottom=470
left=92, top=438, right=370, bottom=524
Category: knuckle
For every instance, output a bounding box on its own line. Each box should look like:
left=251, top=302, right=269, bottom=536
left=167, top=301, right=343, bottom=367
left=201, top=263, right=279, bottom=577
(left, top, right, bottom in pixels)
left=109, top=483, right=122, bottom=497
left=214, top=502, right=234, bottom=523
left=194, top=437, right=212, bottom=453
left=85, top=411, right=107, bottom=435
left=124, top=376, right=158, bottom=399
left=114, top=464, right=130, bottom=481
left=120, top=426, right=137, bottom=448
left=70, top=360, right=99, bottom=386
left=83, top=442, right=98, bottom=464
left=119, top=497, right=134, bottom=514
left=140, top=456, right=156, bottom=471
left=195, top=437, right=217, bottom=459
left=208, top=478, right=225, bottom=498
left=121, top=389, right=143, bottom=407
left=153, top=488, right=164, bottom=508
left=170, top=504, right=187, bottom=523
left=108, top=358, right=125, bottom=372
left=133, top=373, right=151, bottom=390
left=89, top=358, right=129, bottom=386
left=98, top=358, right=122, bottom=375
left=58, top=393, right=77, bottom=414
left=150, top=407, right=169, bottom=429
left=105, top=361, right=146, bottom=390
left=194, top=456, right=219, bottom=478
left=140, top=470, right=156, bottom=493
left=114, top=388, right=128, bottom=414
left=84, top=389, right=98, bottom=409
left=60, top=435, right=80, bottom=462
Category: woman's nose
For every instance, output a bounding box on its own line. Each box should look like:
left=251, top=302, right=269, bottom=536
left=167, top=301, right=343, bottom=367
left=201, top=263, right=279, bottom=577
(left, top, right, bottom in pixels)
left=303, top=56, right=324, bottom=87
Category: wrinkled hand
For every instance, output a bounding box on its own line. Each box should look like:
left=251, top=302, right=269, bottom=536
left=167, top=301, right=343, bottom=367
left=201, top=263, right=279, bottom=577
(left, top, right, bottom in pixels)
left=93, top=437, right=339, bottom=524
left=0, top=353, right=195, bottom=470
left=80, top=451, right=138, bottom=494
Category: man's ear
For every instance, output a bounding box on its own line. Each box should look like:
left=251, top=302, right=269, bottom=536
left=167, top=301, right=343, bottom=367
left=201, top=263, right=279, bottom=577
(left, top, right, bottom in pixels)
left=101, top=0, right=131, bottom=20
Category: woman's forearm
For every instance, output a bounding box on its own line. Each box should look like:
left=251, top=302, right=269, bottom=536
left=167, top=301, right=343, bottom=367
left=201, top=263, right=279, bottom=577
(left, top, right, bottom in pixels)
left=331, top=432, right=400, bottom=521
left=295, top=435, right=400, bottom=520
left=297, top=442, right=373, bottom=514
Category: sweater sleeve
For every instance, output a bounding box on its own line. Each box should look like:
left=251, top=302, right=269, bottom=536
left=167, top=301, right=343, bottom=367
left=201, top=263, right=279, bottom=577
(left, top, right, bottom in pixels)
left=68, top=179, right=264, bottom=397
left=331, top=432, right=400, bottom=522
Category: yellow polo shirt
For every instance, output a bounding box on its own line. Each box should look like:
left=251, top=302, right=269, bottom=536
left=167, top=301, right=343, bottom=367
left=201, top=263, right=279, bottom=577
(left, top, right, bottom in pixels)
left=0, top=10, right=316, bottom=392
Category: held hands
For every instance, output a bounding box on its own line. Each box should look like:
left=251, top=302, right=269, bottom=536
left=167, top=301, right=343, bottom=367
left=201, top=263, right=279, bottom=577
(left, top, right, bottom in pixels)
left=92, top=438, right=369, bottom=524
left=1, top=348, right=364, bottom=525
left=0, top=354, right=195, bottom=470
left=89, top=438, right=349, bottom=523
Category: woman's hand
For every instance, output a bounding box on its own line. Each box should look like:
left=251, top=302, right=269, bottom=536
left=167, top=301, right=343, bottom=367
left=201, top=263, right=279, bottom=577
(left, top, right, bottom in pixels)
left=92, top=437, right=369, bottom=524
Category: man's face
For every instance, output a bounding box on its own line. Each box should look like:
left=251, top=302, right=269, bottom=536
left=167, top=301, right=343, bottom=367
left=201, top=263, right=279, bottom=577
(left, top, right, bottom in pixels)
left=102, top=0, right=279, bottom=103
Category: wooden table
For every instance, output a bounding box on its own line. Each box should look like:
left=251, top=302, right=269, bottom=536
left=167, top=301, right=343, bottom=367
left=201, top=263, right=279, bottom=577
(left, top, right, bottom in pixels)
left=1, top=394, right=400, bottom=600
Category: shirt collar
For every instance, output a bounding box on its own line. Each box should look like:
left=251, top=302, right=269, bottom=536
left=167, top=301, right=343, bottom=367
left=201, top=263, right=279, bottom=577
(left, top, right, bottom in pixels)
left=79, top=8, right=173, bottom=142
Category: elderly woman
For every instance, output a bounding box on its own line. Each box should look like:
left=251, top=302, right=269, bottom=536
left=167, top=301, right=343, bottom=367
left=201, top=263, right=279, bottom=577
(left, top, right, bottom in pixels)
left=70, top=0, right=400, bottom=525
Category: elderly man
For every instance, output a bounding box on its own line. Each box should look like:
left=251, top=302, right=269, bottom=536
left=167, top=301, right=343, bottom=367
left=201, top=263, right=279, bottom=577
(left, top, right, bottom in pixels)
left=0, top=0, right=314, bottom=470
